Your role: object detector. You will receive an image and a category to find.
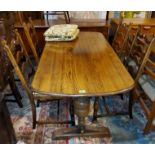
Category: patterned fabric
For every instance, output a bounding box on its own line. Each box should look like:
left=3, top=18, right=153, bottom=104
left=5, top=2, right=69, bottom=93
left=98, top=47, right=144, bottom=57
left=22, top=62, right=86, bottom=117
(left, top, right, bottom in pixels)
left=44, top=24, right=79, bottom=41
left=6, top=83, right=155, bottom=144
left=139, top=74, right=155, bottom=101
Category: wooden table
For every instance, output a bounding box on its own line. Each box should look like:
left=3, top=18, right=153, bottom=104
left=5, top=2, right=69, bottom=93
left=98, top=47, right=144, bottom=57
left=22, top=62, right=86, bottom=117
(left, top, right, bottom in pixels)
left=32, top=32, right=134, bottom=139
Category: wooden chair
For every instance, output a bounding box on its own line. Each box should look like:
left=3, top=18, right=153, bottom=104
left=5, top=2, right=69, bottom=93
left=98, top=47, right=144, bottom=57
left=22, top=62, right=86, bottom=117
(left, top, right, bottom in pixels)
left=125, top=27, right=154, bottom=76
left=0, top=15, right=23, bottom=108
left=23, top=17, right=41, bottom=64
left=1, top=39, right=75, bottom=129
left=127, top=34, right=155, bottom=134
left=123, top=25, right=140, bottom=65
left=112, top=20, right=131, bottom=61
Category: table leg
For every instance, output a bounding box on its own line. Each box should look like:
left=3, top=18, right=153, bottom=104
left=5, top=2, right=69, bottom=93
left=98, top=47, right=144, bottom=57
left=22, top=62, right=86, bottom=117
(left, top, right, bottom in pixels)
left=92, top=97, right=99, bottom=122
left=53, top=97, right=110, bottom=140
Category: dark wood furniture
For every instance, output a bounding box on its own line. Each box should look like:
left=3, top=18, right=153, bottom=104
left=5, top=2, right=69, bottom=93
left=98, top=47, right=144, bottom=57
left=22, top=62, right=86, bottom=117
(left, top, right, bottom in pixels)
left=15, top=11, right=43, bottom=24
left=125, top=31, right=155, bottom=134
left=23, top=17, right=40, bottom=64
left=15, top=19, right=109, bottom=57
left=112, top=19, right=131, bottom=60
left=31, top=32, right=134, bottom=139
left=43, top=11, right=70, bottom=24
left=0, top=93, right=16, bottom=143
left=0, top=14, right=23, bottom=108
left=1, top=38, right=75, bottom=130
left=112, top=18, right=155, bottom=26
left=110, top=18, right=155, bottom=43
left=92, top=25, right=141, bottom=121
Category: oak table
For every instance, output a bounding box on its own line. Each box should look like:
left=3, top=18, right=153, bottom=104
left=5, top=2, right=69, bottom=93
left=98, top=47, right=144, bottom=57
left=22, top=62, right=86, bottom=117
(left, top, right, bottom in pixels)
left=32, top=32, right=134, bottom=139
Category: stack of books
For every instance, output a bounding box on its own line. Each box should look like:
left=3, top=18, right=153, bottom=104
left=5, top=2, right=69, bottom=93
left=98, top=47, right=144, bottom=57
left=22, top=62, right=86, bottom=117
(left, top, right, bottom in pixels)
left=44, top=24, right=79, bottom=41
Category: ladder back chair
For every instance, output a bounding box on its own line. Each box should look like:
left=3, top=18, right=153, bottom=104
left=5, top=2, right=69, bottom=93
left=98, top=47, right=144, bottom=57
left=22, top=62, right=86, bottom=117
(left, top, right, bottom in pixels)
left=14, top=29, right=35, bottom=75
left=125, top=26, right=155, bottom=78
left=93, top=27, right=155, bottom=122
left=23, top=17, right=41, bottom=64
left=129, top=36, right=155, bottom=134
left=123, top=25, right=140, bottom=65
left=112, top=20, right=131, bottom=61
left=7, top=29, right=35, bottom=83
left=1, top=39, right=74, bottom=129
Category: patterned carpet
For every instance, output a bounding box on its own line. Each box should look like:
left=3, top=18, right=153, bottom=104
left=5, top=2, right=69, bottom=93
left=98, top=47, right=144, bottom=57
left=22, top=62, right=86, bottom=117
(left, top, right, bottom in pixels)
left=6, top=83, right=155, bottom=144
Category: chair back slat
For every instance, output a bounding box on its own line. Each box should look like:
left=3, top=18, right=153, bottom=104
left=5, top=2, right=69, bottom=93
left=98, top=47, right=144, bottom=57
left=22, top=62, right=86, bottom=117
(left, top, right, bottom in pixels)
left=112, top=20, right=131, bottom=57
left=14, top=29, right=34, bottom=71
left=144, top=67, right=155, bottom=79
left=23, top=22, right=39, bottom=64
left=1, top=28, right=35, bottom=83
left=147, top=59, right=155, bottom=69
left=123, top=24, right=155, bottom=83
left=123, top=26, right=140, bottom=66
left=134, top=37, right=155, bottom=83
left=23, top=17, right=39, bottom=64
left=142, top=42, right=155, bottom=80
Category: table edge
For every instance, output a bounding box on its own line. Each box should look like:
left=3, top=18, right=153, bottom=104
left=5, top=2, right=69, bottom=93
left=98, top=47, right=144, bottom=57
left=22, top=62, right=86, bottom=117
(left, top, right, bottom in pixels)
left=32, top=83, right=135, bottom=98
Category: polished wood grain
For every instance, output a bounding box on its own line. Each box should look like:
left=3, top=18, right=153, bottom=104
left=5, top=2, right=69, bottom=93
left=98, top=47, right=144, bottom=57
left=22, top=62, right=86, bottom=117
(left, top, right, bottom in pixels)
left=32, top=32, right=134, bottom=97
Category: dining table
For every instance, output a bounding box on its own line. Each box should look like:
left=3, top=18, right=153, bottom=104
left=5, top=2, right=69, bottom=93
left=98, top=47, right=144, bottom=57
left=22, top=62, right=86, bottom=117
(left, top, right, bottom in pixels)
left=31, top=31, right=135, bottom=139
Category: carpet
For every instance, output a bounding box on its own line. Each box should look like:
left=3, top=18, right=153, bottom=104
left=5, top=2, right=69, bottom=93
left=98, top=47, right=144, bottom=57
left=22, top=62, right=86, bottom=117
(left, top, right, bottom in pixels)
left=6, top=83, right=155, bottom=144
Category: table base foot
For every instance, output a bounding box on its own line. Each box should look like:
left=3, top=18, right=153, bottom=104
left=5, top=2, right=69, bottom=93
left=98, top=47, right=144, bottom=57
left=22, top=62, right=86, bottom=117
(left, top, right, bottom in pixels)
left=52, top=125, right=111, bottom=140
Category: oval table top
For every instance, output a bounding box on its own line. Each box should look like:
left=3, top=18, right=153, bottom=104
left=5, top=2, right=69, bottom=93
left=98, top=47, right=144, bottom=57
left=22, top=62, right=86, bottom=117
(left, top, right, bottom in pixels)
left=32, top=32, right=134, bottom=97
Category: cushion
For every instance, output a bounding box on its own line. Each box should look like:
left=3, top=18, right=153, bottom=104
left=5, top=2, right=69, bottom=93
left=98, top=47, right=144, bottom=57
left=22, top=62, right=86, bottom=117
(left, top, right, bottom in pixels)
left=44, top=24, right=78, bottom=38
left=126, top=57, right=139, bottom=77
left=138, top=74, right=155, bottom=101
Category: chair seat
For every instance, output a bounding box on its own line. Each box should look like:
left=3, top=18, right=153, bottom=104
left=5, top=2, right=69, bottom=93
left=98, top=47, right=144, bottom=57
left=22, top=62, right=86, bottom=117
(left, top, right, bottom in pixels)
left=138, top=74, right=155, bottom=101
left=126, top=57, right=139, bottom=76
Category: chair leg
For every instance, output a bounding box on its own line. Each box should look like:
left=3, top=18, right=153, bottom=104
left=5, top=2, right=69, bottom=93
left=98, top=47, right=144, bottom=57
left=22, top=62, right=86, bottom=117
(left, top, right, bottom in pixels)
left=29, top=97, right=37, bottom=129
left=57, top=100, right=60, bottom=120
left=102, top=96, right=110, bottom=115
left=8, top=75, right=23, bottom=108
left=64, top=12, right=68, bottom=24
left=144, top=101, right=155, bottom=134
left=69, top=98, right=75, bottom=126
left=120, top=94, right=124, bottom=100
left=66, top=11, right=70, bottom=23
left=129, top=90, right=134, bottom=119
left=46, top=11, right=49, bottom=25
left=36, top=100, right=40, bottom=107
left=92, top=97, right=99, bottom=122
